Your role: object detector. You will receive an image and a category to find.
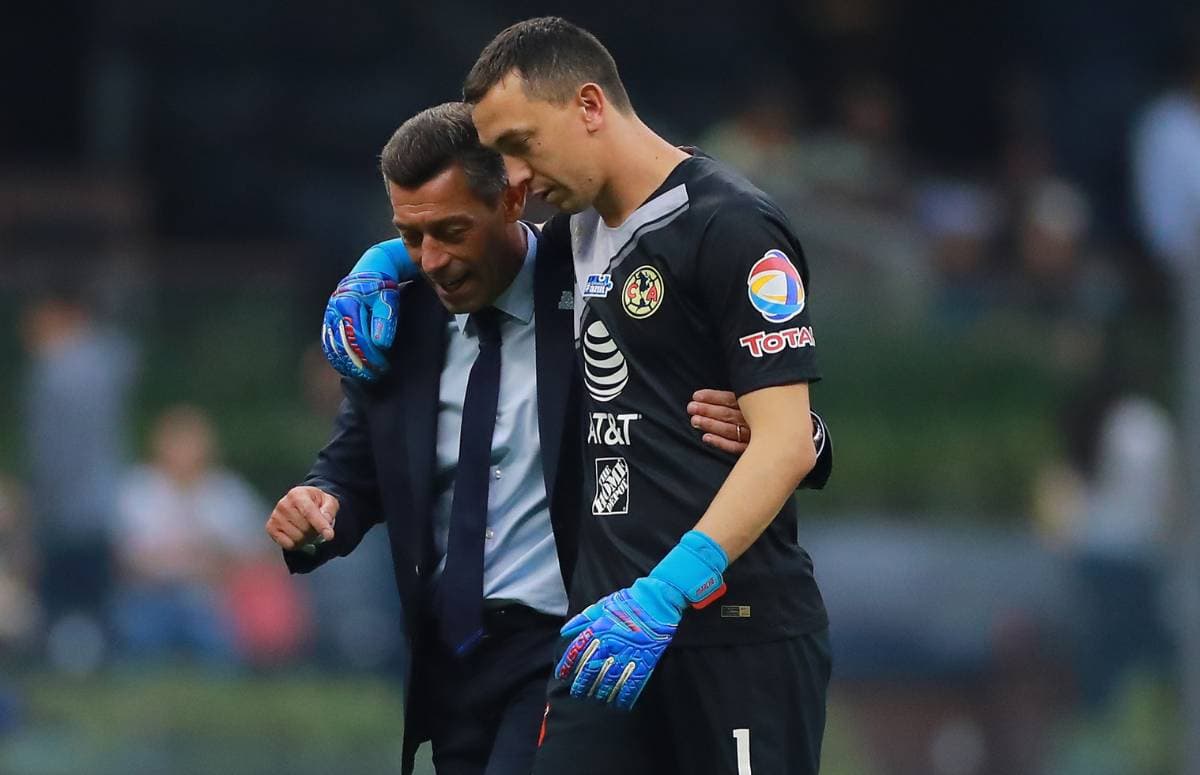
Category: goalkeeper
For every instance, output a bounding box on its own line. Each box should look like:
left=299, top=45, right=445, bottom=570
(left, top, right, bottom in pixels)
left=465, top=18, right=833, bottom=775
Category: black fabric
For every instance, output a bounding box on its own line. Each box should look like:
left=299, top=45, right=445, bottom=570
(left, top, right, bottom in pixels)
left=799, top=410, right=832, bottom=490
left=533, top=630, right=832, bottom=775
left=482, top=604, right=565, bottom=636
left=439, top=308, right=504, bottom=654
left=424, top=615, right=561, bottom=775
left=557, top=152, right=828, bottom=647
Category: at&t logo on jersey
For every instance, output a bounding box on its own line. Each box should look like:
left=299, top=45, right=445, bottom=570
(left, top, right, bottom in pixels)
left=588, top=412, right=641, bottom=446
left=747, top=249, right=805, bottom=323
left=582, top=273, right=614, bottom=298
left=622, top=265, right=664, bottom=319
left=583, top=319, right=628, bottom=402
left=739, top=326, right=816, bottom=357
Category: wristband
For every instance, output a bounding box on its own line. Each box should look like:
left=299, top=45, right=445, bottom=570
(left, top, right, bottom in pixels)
left=648, top=529, right=728, bottom=610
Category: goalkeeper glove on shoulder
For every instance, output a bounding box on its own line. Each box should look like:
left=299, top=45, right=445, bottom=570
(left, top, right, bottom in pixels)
left=321, top=239, right=420, bottom=382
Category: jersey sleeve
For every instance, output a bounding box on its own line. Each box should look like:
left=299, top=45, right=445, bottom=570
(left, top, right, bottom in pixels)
left=695, top=201, right=821, bottom=397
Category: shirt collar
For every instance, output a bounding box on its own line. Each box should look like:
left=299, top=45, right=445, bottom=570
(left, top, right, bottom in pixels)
left=453, top=221, right=538, bottom=337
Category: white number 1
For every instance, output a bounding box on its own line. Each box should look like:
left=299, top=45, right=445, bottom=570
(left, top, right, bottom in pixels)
left=732, top=728, right=752, bottom=775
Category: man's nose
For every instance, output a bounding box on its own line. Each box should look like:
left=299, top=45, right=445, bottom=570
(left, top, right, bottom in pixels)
left=418, top=236, right=451, bottom=274
left=503, top=155, right=532, bottom=188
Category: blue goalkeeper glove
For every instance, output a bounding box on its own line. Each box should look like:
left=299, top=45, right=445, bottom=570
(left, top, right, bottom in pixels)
left=321, top=239, right=420, bottom=382
left=555, top=530, right=728, bottom=710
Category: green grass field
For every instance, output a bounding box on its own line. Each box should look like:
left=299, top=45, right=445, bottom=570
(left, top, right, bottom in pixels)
left=1, top=667, right=903, bottom=775
left=0, top=668, right=878, bottom=775
left=3, top=669, right=410, bottom=775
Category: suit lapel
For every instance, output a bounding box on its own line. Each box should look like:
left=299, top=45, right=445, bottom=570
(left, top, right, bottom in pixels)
left=533, top=223, right=577, bottom=505
left=394, top=282, right=448, bottom=569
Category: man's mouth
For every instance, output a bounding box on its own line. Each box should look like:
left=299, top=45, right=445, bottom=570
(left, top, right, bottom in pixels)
left=437, top=274, right=468, bottom=293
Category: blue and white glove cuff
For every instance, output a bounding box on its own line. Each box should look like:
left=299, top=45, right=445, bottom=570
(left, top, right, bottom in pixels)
left=352, top=238, right=421, bottom=279
left=648, top=530, right=728, bottom=610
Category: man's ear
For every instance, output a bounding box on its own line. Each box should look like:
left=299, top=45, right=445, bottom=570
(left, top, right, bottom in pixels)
left=579, top=83, right=606, bottom=133
left=501, top=181, right=527, bottom=223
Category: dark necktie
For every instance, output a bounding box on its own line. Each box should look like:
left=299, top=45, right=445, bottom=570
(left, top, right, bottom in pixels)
left=439, top=307, right=503, bottom=655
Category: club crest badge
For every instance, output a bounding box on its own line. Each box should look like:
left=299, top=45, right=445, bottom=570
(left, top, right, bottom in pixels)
left=622, top=265, right=664, bottom=319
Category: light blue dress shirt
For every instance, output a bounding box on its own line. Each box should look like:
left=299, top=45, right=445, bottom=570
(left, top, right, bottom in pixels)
left=429, top=222, right=569, bottom=617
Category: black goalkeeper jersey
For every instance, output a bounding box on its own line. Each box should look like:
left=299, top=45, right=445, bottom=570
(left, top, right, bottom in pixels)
left=542, top=152, right=828, bottom=646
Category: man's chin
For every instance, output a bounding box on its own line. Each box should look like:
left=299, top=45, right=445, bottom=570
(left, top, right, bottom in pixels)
left=436, top=290, right=491, bottom=315
left=432, top=281, right=484, bottom=314
left=553, top=197, right=589, bottom=214
left=437, top=297, right=486, bottom=315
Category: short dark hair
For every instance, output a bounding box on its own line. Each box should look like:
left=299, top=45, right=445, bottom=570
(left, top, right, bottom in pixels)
left=463, top=16, right=632, bottom=114
left=379, top=102, right=507, bottom=205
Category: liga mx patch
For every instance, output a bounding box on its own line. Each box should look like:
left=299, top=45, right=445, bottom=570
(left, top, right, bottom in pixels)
left=747, top=249, right=805, bottom=323
left=592, top=457, right=630, bottom=515
left=622, top=266, right=664, bottom=319
left=582, top=273, right=614, bottom=298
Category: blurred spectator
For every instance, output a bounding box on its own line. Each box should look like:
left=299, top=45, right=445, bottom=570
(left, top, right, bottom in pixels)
left=0, top=477, right=39, bottom=655
left=1071, top=395, right=1176, bottom=558
left=702, top=73, right=932, bottom=315
left=222, top=554, right=313, bottom=668
left=698, top=77, right=809, bottom=203
left=1014, top=179, right=1091, bottom=301
left=20, top=285, right=137, bottom=674
left=111, top=404, right=284, bottom=666
left=915, top=178, right=1002, bottom=324
left=1132, top=18, right=1200, bottom=278
left=701, top=72, right=907, bottom=209
left=797, top=74, right=907, bottom=208
left=1036, top=375, right=1177, bottom=708
left=1006, top=177, right=1123, bottom=370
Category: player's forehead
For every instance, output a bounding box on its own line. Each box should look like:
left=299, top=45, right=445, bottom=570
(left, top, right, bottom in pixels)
left=471, top=71, right=542, bottom=147
left=387, top=169, right=481, bottom=227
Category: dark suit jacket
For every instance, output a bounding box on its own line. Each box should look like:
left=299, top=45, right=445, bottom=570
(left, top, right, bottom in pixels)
left=284, top=228, right=581, bottom=772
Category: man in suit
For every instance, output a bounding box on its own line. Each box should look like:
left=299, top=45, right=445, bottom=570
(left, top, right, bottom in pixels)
left=264, top=102, right=753, bottom=775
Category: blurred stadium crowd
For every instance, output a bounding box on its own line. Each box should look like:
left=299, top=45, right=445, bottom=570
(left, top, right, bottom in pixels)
left=2, top=1, right=1199, bottom=773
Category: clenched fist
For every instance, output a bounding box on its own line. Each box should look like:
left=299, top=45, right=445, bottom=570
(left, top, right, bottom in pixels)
left=265, top=486, right=340, bottom=551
